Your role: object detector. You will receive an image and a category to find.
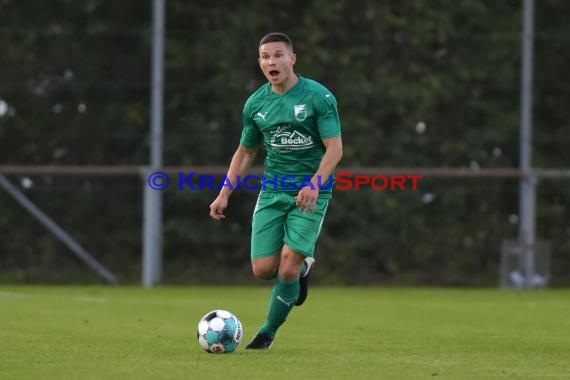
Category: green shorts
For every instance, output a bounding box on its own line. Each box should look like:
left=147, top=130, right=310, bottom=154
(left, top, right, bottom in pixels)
left=250, top=191, right=330, bottom=259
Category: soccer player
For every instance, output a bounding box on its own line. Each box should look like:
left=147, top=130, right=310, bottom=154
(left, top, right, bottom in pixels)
left=209, top=32, right=343, bottom=349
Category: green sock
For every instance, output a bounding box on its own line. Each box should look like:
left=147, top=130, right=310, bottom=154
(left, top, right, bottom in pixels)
left=259, top=276, right=299, bottom=340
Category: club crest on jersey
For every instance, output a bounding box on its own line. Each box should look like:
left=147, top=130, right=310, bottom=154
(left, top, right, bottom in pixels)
left=294, top=104, right=307, bottom=121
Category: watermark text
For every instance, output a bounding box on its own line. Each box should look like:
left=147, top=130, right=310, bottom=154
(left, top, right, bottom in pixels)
left=147, top=171, right=422, bottom=191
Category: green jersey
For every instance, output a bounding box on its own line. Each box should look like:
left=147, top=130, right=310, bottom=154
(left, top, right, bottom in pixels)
left=240, top=76, right=341, bottom=196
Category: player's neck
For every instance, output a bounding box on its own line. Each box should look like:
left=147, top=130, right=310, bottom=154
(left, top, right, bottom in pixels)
left=271, top=74, right=299, bottom=95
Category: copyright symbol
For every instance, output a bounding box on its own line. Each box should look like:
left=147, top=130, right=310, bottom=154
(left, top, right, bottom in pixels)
left=148, top=172, right=170, bottom=190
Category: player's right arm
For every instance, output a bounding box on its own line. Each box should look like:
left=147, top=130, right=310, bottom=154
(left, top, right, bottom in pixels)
left=210, top=96, right=262, bottom=220
left=209, top=144, right=258, bottom=220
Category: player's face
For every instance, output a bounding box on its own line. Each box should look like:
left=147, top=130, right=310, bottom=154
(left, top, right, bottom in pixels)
left=258, top=42, right=296, bottom=86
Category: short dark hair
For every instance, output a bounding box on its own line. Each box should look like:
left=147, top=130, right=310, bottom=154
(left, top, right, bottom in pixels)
left=259, top=32, right=293, bottom=52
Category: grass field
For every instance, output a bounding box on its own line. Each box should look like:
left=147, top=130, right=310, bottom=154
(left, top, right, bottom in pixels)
left=1, top=286, right=569, bottom=380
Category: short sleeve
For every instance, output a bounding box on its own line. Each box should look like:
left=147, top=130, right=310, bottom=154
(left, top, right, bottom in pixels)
left=239, top=102, right=263, bottom=148
left=314, top=93, right=341, bottom=139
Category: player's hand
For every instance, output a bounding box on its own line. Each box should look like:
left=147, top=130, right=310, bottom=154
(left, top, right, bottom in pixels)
left=209, top=195, right=228, bottom=220
left=295, top=186, right=319, bottom=213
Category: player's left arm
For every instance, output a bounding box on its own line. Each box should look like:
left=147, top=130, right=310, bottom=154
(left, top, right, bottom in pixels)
left=296, top=136, right=343, bottom=213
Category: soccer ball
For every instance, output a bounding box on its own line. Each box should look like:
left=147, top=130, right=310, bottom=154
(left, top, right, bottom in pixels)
left=197, top=309, right=243, bottom=353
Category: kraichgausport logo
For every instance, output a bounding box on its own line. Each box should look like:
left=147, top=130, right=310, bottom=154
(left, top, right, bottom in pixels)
left=147, top=172, right=422, bottom=191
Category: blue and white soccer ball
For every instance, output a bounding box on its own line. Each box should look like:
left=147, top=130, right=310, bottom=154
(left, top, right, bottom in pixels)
left=197, top=309, right=243, bottom=353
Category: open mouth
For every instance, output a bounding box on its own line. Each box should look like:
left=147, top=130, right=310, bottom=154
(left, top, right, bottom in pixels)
left=269, top=70, right=280, bottom=78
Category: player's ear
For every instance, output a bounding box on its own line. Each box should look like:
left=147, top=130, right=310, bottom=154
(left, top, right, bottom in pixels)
left=290, top=53, right=296, bottom=65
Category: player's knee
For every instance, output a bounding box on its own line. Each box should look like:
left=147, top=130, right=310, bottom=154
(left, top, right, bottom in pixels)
left=278, top=263, right=301, bottom=281
left=251, top=260, right=278, bottom=280
left=252, top=267, right=275, bottom=280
